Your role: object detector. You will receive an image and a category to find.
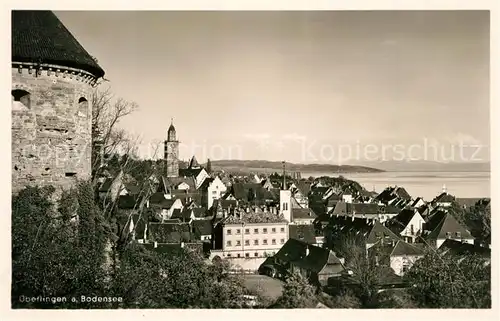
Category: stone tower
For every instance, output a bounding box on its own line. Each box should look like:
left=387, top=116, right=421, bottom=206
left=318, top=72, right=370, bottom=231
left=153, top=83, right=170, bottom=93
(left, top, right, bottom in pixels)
left=164, top=119, right=179, bottom=177
left=11, top=11, right=105, bottom=193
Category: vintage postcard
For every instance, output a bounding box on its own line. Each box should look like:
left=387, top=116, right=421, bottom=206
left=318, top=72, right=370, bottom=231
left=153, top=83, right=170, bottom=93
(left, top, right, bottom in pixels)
left=5, top=1, right=497, bottom=319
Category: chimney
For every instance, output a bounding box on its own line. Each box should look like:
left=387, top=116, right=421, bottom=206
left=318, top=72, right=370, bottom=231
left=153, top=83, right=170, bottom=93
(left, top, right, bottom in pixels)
left=154, top=241, right=158, bottom=248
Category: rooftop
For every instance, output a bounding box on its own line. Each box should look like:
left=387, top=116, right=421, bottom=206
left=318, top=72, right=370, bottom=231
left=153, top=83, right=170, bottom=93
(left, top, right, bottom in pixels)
left=12, top=10, right=105, bottom=77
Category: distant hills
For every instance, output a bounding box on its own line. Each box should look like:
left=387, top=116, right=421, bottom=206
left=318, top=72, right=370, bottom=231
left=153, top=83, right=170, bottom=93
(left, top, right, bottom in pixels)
left=204, top=159, right=491, bottom=175
left=208, top=160, right=384, bottom=174
left=352, top=160, right=491, bottom=173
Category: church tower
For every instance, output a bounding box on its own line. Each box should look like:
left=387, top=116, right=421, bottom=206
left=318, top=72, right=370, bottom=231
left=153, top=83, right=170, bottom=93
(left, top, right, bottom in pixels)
left=164, top=119, right=179, bottom=177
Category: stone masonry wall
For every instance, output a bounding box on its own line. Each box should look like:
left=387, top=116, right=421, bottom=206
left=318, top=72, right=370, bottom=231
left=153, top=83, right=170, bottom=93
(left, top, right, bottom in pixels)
left=165, top=140, right=179, bottom=177
left=11, top=66, right=94, bottom=193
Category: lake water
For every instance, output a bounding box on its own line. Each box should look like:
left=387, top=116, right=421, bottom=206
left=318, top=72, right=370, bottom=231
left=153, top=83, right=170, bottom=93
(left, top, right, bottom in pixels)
left=301, top=171, right=490, bottom=201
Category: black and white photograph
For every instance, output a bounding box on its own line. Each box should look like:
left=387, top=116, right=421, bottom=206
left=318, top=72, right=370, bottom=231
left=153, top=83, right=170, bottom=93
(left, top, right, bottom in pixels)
left=8, top=5, right=495, bottom=312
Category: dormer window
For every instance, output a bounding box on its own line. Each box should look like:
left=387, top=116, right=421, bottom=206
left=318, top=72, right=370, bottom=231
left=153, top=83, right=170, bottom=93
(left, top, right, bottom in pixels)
left=446, top=232, right=451, bottom=238
left=455, top=232, right=461, bottom=238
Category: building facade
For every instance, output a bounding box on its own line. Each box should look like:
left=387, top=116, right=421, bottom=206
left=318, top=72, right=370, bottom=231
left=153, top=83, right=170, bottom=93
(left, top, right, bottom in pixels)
left=11, top=10, right=105, bottom=193
left=221, top=222, right=289, bottom=258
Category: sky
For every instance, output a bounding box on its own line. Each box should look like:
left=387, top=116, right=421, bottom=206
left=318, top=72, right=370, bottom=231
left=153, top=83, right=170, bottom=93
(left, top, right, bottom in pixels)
left=55, top=10, right=490, bottom=164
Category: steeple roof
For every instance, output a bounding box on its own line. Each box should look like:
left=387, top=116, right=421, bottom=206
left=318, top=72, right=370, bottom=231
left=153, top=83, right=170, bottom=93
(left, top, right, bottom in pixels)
left=11, top=10, right=105, bottom=78
left=188, top=156, right=200, bottom=169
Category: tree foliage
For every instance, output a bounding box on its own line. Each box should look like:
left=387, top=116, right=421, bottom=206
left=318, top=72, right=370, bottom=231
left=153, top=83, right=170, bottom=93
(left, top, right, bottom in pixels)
left=272, top=271, right=318, bottom=308
left=404, top=250, right=490, bottom=308
left=12, top=182, right=251, bottom=309
left=12, top=183, right=110, bottom=308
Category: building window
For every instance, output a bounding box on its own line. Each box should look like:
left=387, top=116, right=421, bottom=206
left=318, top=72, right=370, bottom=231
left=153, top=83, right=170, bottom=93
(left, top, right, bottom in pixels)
left=78, top=97, right=88, bottom=117
left=272, top=228, right=276, bottom=233
left=12, top=89, right=31, bottom=110
left=245, top=253, right=250, bottom=258
left=227, top=229, right=232, bottom=235
left=280, top=239, right=285, bottom=244
left=245, top=228, right=250, bottom=234
left=254, top=252, right=258, bottom=257
left=263, top=228, right=268, bottom=234
left=272, top=239, right=276, bottom=245
left=254, top=228, right=259, bottom=234
left=446, top=232, right=451, bottom=238
left=245, top=240, right=250, bottom=246
left=236, top=229, right=241, bottom=234
left=237, top=254, right=241, bottom=258
left=455, top=232, right=461, bottom=238
left=263, top=239, right=268, bottom=245
left=254, top=240, right=259, bottom=245
left=280, top=227, right=285, bottom=233
left=236, top=240, right=241, bottom=246
left=226, top=241, right=231, bottom=247
left=227, top=253, right=231, bottom=257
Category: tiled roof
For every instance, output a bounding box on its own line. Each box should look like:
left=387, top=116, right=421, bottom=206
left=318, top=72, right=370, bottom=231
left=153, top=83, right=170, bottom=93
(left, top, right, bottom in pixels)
left=192, top=219, right=213, bottom=236
left=439, top=239, right=490, bottom=258
left=390, top=240, right=425, bottom=256
left=394, top=187, right=412, bottom=201
left=147, top=222, right=193, bottom=243
left=292, top=208, right=317, bottom=220
left=424, top=212, right=473, bottom=241
left=386, top=209, right=415, bottom=234
left=188, top=156, right=200, bottom=169
left=162, top=176, right=196, bottom=192
left=179, top=167, right=204, bottom=178
left=12, top=11, right=104, bottom=77
left=433, top=192, right=455, bottom=203
left=289, top=224, right=317, bottom=244
left=411, top=197, right=424, bottom=207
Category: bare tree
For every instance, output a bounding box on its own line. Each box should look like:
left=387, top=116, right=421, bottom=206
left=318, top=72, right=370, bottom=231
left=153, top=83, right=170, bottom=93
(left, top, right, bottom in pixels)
left=91, top=86, right=138, bottom=184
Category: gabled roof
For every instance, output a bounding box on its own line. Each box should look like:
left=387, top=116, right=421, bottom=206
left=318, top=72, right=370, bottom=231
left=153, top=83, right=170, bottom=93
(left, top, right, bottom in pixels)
left=162, top=176, right=196, bottom=192
left=411, top=197, right=424, bottom=207
left=394, top=187, right=412, bottom=201
left=433, top=192, right=455, bottom=203
left=274, top=238, right=309, bottom=263
left=366, top=221, right=401, bottom=244
left=386, top=209, right=416, bottom=234
left=390, top=240, right=425, bottom=256
left=12, top=10, right=105, bottom=77
left=425, top=212, right=473, bottom=241
left=188, top=155, right=200, bottom=169
left=292, top=245, right=344, bottom=274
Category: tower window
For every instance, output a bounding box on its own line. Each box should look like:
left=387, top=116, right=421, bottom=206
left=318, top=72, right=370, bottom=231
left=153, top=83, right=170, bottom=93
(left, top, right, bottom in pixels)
left=78, top=97, right=88, bottom=117
left=12, top=89, right=31, bottom=109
